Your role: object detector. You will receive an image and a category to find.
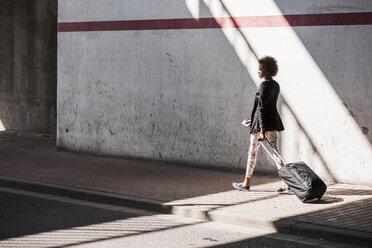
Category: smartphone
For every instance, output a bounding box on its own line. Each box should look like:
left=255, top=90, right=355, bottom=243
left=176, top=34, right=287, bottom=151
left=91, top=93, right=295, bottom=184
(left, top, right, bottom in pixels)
left=241, top=120, right=251, bottom=127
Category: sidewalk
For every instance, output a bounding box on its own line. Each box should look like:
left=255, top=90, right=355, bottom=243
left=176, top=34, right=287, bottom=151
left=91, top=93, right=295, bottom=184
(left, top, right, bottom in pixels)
left=1, top=131, right=371, bottom=247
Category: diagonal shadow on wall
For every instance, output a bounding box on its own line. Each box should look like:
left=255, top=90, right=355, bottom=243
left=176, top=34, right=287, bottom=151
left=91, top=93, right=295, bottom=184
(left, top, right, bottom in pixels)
left=194, top=0, right=340, bottom=181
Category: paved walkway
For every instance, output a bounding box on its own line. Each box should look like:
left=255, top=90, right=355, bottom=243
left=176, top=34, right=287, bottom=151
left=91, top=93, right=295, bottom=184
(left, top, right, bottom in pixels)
left=1, top=131, right=371, bottom=247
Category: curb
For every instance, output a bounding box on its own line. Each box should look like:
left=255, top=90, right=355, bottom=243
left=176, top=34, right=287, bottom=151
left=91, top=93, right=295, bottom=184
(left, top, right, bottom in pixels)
left=0, top=176, right=371, bottom=247
left=287, top=222, right=372, bottom=247
left=0, top=176, right=172, bottom=214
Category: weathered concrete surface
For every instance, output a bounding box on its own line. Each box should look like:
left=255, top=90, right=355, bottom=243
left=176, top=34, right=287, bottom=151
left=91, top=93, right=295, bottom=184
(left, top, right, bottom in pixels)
left=57, top=0, right=372, bottom=185
left=0, top=0, right=57, bottom=133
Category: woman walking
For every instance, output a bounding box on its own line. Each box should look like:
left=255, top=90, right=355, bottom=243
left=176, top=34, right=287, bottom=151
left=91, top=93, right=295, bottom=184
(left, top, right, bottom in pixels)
left=233, top=56, right=287, bottom=193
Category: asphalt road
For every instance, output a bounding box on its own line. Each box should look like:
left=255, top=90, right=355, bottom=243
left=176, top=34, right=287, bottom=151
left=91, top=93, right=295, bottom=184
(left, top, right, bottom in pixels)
left=0, top=187, right=358, bottom=248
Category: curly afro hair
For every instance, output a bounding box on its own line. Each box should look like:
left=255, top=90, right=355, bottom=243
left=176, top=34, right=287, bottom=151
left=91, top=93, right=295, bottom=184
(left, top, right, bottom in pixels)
left=258, top=56, right=279, bottom=78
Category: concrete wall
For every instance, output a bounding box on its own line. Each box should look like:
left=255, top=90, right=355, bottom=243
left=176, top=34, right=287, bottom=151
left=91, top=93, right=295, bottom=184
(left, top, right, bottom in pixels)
left=0, top=0, right=57, bottom=133
left=57, top=0, right=372, bottom=185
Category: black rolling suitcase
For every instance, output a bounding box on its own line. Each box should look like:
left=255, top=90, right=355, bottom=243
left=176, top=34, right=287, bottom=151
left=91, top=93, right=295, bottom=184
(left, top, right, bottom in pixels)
left=261, top=141, right=327, bottom=202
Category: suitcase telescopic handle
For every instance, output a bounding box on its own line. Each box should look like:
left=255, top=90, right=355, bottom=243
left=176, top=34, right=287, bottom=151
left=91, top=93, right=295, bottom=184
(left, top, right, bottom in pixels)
left=259, top=141, right=287, bottom=170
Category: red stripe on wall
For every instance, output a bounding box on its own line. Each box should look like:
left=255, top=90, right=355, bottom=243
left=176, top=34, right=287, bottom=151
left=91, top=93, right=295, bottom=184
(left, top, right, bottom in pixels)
left=58, top=12, right=372, bottom=32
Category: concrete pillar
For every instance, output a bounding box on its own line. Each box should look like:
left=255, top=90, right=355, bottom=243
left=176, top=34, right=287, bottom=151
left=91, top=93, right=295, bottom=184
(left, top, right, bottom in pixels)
left=0, top=0, right=57, bottom=133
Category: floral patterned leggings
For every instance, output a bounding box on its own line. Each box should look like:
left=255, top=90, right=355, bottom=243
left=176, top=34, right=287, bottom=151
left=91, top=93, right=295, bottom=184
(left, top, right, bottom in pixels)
left=245, top=131, right=283, bottom=178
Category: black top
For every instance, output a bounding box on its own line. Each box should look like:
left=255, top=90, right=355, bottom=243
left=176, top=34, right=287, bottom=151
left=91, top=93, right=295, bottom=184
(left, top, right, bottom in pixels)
left=250, top=79, right=284, bottom=134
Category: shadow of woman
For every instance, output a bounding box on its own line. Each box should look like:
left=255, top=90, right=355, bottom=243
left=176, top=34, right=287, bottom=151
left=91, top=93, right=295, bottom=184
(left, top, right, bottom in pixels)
left=305, top=195, right=344, bottom=204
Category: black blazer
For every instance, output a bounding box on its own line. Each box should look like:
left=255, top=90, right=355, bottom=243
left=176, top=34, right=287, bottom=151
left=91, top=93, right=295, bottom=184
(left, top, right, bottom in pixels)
left=250, top=79, right=284, bottom=134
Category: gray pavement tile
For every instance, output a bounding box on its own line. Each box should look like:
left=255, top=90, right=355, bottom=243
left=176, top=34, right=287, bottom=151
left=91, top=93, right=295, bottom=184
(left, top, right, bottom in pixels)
left=297, top=238, right=332, bottom=246
left=319, top=241, right=369, bottom=248
left=265, top=232, right=308, bottom=242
